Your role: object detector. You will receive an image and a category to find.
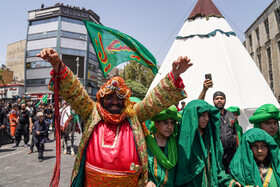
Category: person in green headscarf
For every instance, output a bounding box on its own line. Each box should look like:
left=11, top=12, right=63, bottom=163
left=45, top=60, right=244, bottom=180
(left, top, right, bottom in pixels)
left=227, top=106, right=243, bottom=147
left=175, top=99, right=236, bottom=186
left=146, top=105, right=181, bottom=187
left=249, top=104, right=280, bottom=147
left=229, top=128, right=280, bottom=187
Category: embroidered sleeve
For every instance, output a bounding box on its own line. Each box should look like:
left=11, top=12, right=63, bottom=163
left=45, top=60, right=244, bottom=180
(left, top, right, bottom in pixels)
left=48, top=65, right=94, bottom=122
left=134, top=73, right=187, bottom=123
left=168, top=71, right=185, bottom=89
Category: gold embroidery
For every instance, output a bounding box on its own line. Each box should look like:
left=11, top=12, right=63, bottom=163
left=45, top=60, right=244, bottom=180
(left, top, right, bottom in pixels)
left=154, top=156, right=158, bottom=182
left=263, top=164, right=273, bottom=187
left=101, top=125, right=120, bottom=148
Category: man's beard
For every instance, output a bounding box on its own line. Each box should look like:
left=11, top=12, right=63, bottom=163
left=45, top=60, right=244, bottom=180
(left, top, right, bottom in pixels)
left=104, top=104, right=123, bottom=114
left=214, top=102, right=224, bottom=110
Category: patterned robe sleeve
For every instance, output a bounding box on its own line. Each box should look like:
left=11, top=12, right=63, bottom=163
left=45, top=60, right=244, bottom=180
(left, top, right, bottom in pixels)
left=134, top=73, right=187, bottom=123
left=48, top=66, right=94, bottom=122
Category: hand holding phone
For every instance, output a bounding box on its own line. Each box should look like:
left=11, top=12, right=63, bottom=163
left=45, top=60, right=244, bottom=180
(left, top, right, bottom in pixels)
left=204, top=74, right=213, bottom=88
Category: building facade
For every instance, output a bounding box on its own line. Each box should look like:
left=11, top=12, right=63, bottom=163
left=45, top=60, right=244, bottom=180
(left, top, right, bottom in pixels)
left=25, top=4, right=103, bottom=99
left=244, top=0, right=280, bottom=101
left=6, top=40, right=26, bottom=83
left=0, top=69, right=14, bottom=86
left=0, top=84, right=24, bottom=103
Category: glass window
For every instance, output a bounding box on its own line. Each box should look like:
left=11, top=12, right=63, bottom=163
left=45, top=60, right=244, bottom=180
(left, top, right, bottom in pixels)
left=249, top=34, right=252, bottom=48
left=275, top=8, right=280, bottom=31
left=266, top=47, right=274, bottom=91
left=61, top=30, right=86, bottom=40
left=89, top=52, right=98, bottom=61
left=26, top=78, right=49, bottom=86
left=257, top=53, right=262, bottom=72
left=61, top=48, right=86, bottom=56
left=28, top=31, right=57, bottom=41
left=29, top=17, right=58, bottom=26
left=61, top=17, right=84, bottom=25
left=26, top=49, right=43, bottom=57
left=255, top=27, right=260, bottom=45
left=264, top=18, right=270, bottom=40
left=26, top=60, right=52, bottom=69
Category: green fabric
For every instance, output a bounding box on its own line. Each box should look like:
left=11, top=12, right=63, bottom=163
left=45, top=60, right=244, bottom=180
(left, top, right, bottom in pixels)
left=235, top=121, right=243, bottom=141
left=83, top=20, right=158, bottom=78
left=151, top=105, right=182, bottom=122
left=250, top=104, right=280, bottom=147
left=227, top=106, right=243, bottom=141
left=147, top=138, right=176, bottom=186
left=229, top=128, right=280, bottom=187
left=71, top=111, right=80, bottom=124
left=146, top=105, right=181, bottom=186
left=176, top=29, right=236, bottom=40
left=36, top=94, right=48, bottom=107
left=249, top=104, right=280, bottom=124
left=129, top=97, right=142, bottom=103
left=227, top=106, right=240, bottom=116
left=146, top=134, right=177, bottom=170
left=176, top=99, right=231, bottom=186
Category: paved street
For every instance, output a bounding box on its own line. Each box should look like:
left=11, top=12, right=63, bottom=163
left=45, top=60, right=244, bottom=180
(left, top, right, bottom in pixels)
left=0, top=131, right=82, bottom=187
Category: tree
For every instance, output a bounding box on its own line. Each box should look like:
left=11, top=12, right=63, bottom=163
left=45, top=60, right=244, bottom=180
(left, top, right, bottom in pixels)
left=123, top=60, right=156, bottom=88
left=125, top=80, right=147, bottom=100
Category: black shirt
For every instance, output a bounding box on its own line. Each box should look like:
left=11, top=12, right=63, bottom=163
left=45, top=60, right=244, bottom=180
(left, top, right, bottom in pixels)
left=19, top=109, right=31, bottom=124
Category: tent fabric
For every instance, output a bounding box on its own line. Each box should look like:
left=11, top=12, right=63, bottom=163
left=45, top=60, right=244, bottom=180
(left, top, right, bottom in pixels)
left=148, top=14, right=279, bottom=131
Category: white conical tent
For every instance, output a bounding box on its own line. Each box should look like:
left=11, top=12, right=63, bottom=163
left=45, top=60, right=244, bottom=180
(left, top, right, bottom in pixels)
left=148, top=2, right=280, bottom=131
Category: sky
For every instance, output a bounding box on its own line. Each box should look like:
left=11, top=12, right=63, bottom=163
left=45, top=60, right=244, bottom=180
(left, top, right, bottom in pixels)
left=0, top=0, right=273, bottom=67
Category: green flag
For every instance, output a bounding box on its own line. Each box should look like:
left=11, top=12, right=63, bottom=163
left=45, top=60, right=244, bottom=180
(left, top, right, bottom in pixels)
left=83, top=20, right=158, bottom=78
left=36, top=94, right=48, bottom=107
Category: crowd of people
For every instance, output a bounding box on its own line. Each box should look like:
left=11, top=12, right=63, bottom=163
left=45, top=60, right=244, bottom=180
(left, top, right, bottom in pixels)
left=0, top=98, right=59, bottom=161
left=1, top=47, right=280, bottom=186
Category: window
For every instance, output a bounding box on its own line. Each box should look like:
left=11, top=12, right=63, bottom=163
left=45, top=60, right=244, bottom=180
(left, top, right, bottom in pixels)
left=26, top=61, right=52, bottom=69
left=266, top=47, right=274, bottom=91
left=60, top=48, right=86, bottom=56
left=27, top=31, right=57, bottom=41
left=61, top=31, right=86, bottom=40
left=257, top=53, right=262, bottom=72
left=26, top=49, right=43, bottom=57
left=61, top=17, right=84, bottom=25
left=89, top=52, right=98, bottom=61
left=26, top=78, right=50, bottom=86
left=255, top=27, right=260, bottom=45
left=249, top=34, right=252, bottom=48
left=264, top=18, right=270, bottom=40
left=275, top=8, right=280, bottom=30
left=29, top=17, right=58, bottom=26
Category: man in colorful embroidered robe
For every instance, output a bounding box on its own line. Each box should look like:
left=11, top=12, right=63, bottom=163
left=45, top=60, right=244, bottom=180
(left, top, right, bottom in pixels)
left=175, top=99, right=237, bottom=186
left=36, top=48, right=192, bottom=186
left=249, top=104, right=280, bottom=148
left=229, top=128, right=280, bottom=187
left=146, top=105, right=181, bottom=187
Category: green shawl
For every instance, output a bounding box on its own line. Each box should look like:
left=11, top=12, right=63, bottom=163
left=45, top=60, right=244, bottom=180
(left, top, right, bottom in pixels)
left=176, top=99, right=230, bottom=186
left=249, top=104, right=280, bottom=147
left=229, top=128, right=280, bottom=186
left=227, top=106, right=243, bottom=141
left=146, top=105, right=181, bottom=186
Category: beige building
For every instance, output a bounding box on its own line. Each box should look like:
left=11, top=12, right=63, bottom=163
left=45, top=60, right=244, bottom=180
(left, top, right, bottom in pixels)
left=244, top=0, right=280, bottom=101
left=6, top=40, right=26, bottom=83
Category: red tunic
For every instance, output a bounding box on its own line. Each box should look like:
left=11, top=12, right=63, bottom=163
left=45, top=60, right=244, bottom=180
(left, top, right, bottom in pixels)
left=86, top=119, right=140, bottom=171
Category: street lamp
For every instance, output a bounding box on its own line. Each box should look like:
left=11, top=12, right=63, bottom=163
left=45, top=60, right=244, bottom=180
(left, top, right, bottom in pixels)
left=76, top=57, right=79, bottom=77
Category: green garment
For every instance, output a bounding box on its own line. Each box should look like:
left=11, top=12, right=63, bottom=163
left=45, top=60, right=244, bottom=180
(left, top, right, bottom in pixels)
left=146, top=105, right=181, bottom=186
left=176, top=99, right=232, bottom=186
left=227, top=106, right=243, bottom=141
left=147, top=137, right=176, bottom=186
left=229, top=128, right=280, bottom=187
left=249, top=104, right=280, bottom=148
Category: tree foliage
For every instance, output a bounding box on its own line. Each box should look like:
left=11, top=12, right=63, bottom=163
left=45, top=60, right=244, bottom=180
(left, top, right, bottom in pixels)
left=125, top=79, right=147, bottom=100
left=122, top=60, right=156, bottom=88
